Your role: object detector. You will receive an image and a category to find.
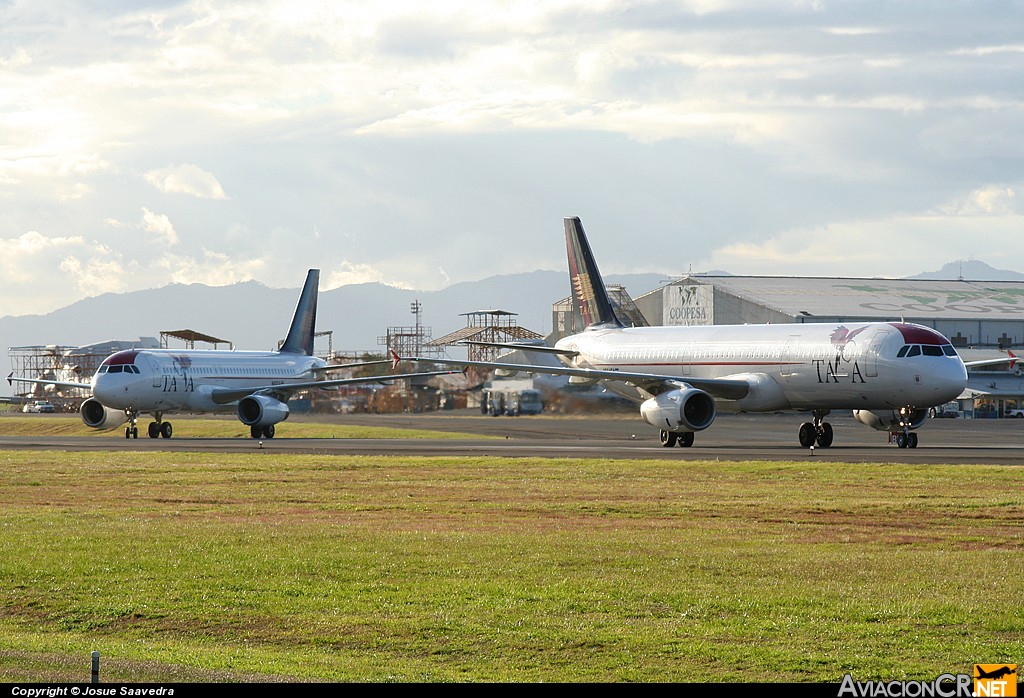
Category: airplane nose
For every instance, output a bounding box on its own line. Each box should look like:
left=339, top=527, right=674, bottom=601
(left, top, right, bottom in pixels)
left=926, top=358, right=968, bottom=402
left=92, top=374, right=128, bottom=408
left=92, top=375, right=114, bottom=402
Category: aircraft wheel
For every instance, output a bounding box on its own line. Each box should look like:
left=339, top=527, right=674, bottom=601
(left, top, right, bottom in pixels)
left=677, top=432, right=694, bottom=447
left=148, top=422, right=160, bottom=439
left=160, top=422, right=172, bottom=439
left=131, top=427, right=138, bottom=439
left=815, top=423, right=834, bottom=448
left=896, top=433, right=909, bottom=448
left=798, top=422, right=816, bottom=448
left=126, top=427, right=131, bottom=439
left=908, top=432, right=918, bottom=448
left=250, top=425, right=262, bottom=439
left=659, top=430, right=677, bottom=447
left=263, top=425, right=275, bottom=439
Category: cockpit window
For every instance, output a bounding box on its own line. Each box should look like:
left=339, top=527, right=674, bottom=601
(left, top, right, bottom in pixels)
left=108, top=365, right=123, bottom=373
left=899, top=344, right=957, bottom=358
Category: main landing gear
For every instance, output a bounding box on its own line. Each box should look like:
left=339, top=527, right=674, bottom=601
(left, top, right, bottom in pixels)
left=659, top=430, right=695, bottom=448
left=798, top=410, right=833, bottom=448
left=123, top=410, right=172, bottom=439
left=250, top=424, right=275, bottom=439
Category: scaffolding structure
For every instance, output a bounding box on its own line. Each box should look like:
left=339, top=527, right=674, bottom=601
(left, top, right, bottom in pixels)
left=6, top=340, right=161, bottom=411
left=377, top=299, right=445, bottom=359
left=426, top=310, right=544, bottom=388
left=551, top=284, right=649, bottom=339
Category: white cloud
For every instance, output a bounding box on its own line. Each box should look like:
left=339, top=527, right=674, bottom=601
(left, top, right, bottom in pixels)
left=144, top=164, right=228, bottom=200
left=0, top=232, right=126, bottom=315
left=326, top=260, right=414, bottom=289
left=59, top=255, right=127, bottom=296
left=937, top=186, right=1019, bottom=216
left=140, top=208, right=180, bottom=246
left=698, top=211, right=1024, bottom=278
left=154, top=250, right=266, bottom=286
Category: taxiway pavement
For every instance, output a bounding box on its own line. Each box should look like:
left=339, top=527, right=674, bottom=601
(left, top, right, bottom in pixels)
left=2, top=410, right=1021, bottom=465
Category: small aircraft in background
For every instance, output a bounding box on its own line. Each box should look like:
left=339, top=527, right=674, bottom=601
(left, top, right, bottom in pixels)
left=8, top=269, right=456, bottom=439
left=394, top=217, right=1003, bottom=449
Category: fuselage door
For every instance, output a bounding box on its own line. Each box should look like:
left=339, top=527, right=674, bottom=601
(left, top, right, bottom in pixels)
left=780, top=336, right=800, bottom=380
left=863, top=330, right=892, bottom=378
left=146, top=354, right=162, bottom=388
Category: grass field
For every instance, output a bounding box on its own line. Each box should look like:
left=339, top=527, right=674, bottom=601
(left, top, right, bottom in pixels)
left=0, top=414, right=490, bottom=440
left=0, top=445, right=1021, bottom=683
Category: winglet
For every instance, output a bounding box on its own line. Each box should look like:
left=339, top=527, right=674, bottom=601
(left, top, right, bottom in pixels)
left=6, top=372, right=12, bottom=386
left=1009, top=350, right=1017, bottom=369
left=563, top=217, right=623, bottom=329
left=279, top=269, right=319, bottom=355
left=389, top=349, right=401, bottom=370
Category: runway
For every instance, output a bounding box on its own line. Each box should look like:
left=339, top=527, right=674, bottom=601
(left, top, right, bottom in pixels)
left=2, top=410, right=1022, bottom=464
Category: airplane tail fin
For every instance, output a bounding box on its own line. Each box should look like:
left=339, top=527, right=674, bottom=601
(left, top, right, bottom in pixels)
left=564, top=217, right=623, bottom=329
left=279, top=269, right=319, bottom=355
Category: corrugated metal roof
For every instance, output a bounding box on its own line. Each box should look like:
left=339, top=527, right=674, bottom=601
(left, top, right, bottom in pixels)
left=677, top=276, right=1024, bottom=319
left=428, top=325, right=543, bottom=347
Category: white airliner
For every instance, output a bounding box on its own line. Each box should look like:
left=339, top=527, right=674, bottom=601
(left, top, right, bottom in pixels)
left=8, top=269, right=456, bottom=440
left=396, top=217, right=1005, bottom=449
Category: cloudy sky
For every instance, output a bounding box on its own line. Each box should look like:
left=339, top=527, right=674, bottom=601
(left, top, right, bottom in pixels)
left=2, top=0, right=1023, bottom=318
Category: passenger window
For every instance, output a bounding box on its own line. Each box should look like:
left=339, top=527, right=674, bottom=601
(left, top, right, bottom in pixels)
left=897, top=346, right=909, bottom=358
left=906, top=346, right=921, bottom=357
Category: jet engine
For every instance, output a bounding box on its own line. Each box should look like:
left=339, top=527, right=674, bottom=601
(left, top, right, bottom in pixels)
left=640, top=388, right=716, bottom=433
left=237, top=394, right=290, bottom=427
left=80, top=398, right=128, bottom=430
left=852, top=408, right=928, bottom=432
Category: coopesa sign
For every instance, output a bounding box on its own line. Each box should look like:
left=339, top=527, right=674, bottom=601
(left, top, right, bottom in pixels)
left=665, top=285, right=714, bottom=326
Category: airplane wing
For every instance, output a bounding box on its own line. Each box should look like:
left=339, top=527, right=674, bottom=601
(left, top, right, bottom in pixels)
left=7, top=372, right=93, bottom=393
left=962, top=350, right=1017, bottom=370
left=460, top=340, right=579, bottom=358
left=208, top=369, right=463, bottom=405
left=393, top=354, right=750, bottom=400
left=309, top=359, right=392, bottom=376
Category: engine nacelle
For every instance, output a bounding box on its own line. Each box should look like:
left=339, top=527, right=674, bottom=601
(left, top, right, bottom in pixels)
left=852, top=408, right=929, bottom=432
left=640, top=388, right=716, bottom=433
left=80, top=398, right=128, bottom=430
left=237, top=394, right=290, bottom=427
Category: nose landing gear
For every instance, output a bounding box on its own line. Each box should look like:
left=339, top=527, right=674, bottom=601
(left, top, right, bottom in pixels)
left=891, top=406, right=920, bottom=448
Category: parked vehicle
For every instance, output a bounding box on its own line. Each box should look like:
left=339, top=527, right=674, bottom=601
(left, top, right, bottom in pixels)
left=481, top=388, right=544, bottom=416
left=22, top=400, right=56, bottom=414
left=929, top=402, right=960, bottom=418
left=1006, top=409, right=1024, bottom=418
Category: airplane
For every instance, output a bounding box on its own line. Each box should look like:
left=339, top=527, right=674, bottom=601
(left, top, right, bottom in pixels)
left=7, top=269, right=458, bottom=440
left=975, top=665, right=1017, bottom=680
left=393, top=217, right=1003, bottom=450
